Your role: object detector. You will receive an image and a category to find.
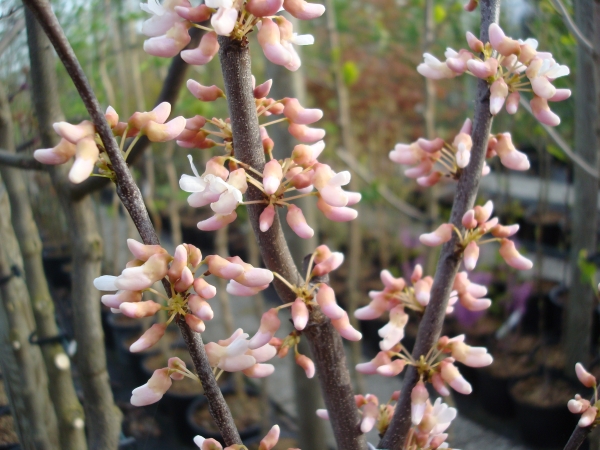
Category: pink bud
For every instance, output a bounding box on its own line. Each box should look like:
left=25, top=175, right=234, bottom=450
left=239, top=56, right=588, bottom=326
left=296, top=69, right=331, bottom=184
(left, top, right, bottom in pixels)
left=258, top=18, right=291, bottom=66
left=531, top=96, right=560, bottom=127
left=499, top=239, right=533, bottom=270
left=466, top=31, right=484, bottom=52
left=249, top=309, right=281, bottom=349
left=579, top=407, right=598, bottom=428
left=187, top=80, right=225, bottom=101
left=312, top=252, right=344, bottom=277
left=131, top=368, right=172, bottom=406
left=316, top=409, right=329, bottom=420
left=490, top=78, right=509, bottom=115
left=234, top=267, right=274, bottom=288
left=193, top=278, right=217, bottom=299
left=295, top=354, right=315, bottom=379
left=120, top=300, right=162, bottom=318
left=130, top=323, right=167, bottom=352
left=316, top=284, right=345, bottom=320
left=210, top=7, right=238, bottom=36
left=188, top=295, right=214, bottom=321
left=53, top=120, right=95, bottom=144
left=432, top=372, right=450, bottom=397
left=490, top=223, right=519, bottom=238
left=575, top=363, right=597, bottom=388
left=33, top=138, right=77, bottom=165
left=69, top=136, right=99, bottom=183
left=263, top=160, right=283, bottom=194
left=181, top=31, right=219, bottom=65
left=466, top=58, right=498, bottom=79
left=226, top=280, right=269, bottom=296
left=494, top=133, right=530, bottom=171
left=488, top=23, right=521, bottom=56
left=185, top=313, right=206, bottom=332
left=101, top=290, right=142, bottom=309
left=246, top=0, right=284, bottom=17
left=283, top=0, right=325, bottom=19
left=174, top=4, right=211, bottom=21
left=356, top=351, right=393, bottom=374
left=506, top=92, right=520, bottom=114
left=463, top=241, right=479, bottom=271
left=462, top=210, right=477, bottom=229
left=317, top=198, right=358, bottom=222
left=376, top=359, right=406, bottom=377
left=419, top=223, right=453, bottom=247
left=198, top=212, right=238, bottom=231
left=206, top=255, right=245, bottom=279
left=286, top=204, right=314, bottom=239
left=549, top=89, right=572, bottom=102
left=168, top=245, right=188, bottom=282
left=143, top=22, right=191, bottom=58
left=411, top=381, right=429, bottom=425
left=416, top=137, right=444, bottom=153
left=253, top=79, right=273, bottom=99
left=474, top=200, right=493, bottom=224
left=127, top=239, right=167, bottom=262
left=440, top=359, right=472, bottom=395
left=292, top=298, right=309, bottom=330
left=259, top=205, right=276, bottom=232
left=282, top=98, right=323, bottom=125
left=331, top=311, right=362, bottom=341
left=288, top=123, right=326, bottom=143
left=417, top=171, right=442, bottom=187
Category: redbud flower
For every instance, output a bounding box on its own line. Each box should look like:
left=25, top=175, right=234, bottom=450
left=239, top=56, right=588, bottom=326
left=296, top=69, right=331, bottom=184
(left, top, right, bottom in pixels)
left=376, top=359, right=407, bottom=377
left=442, top=335, right=493, bottom=367
left=282, top=0, right=326, bottom=20
left=356, top=351, right=393, bottom=374
left=295, top=354, right=315, bottom=378
left=331, top=311, right=362, bottom=341
left=411, top=381, right=429, bottom=425
left=131, top=368, right=172, bottom=406
left=181, top=31, right=220, bottom=65
left=494, top=133, right=530, bottom=171
left=130, top=323, right=167, bottom=353
left=440, top=358, right=472, bottom=395
left=312, top=251, right=344, bottom=277
left=143, top=21, right=191, bottom=57
left=463, top=241, right=479, bottom=271
left=249, top=309, right=281, bottom=349
left=205, top=330, right=257, bottom=372
left=316, top=284, right=345, bottom=320
left=419, top=223, right=453, bottom=247
left=499, top=239, right=533, bottom=270
left=291, top=298, right=309, bottom=330
left=575, top=363, right=597, bottom=388
left=187, top=80, right=225, bottom=102
left=378, top=305, right=408, bottom=351
left=417, top=53, right=457, bottom=79
left=263, top=159, right=284, bottom=194
left=282, top=98, right=323, bottom=125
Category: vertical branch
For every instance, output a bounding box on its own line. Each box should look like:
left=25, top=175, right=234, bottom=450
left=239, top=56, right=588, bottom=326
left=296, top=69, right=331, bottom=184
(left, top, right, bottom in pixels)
left=218, top=35, right=366, bottom=450
left=324, top=0, right=365, bottom=395
left=378, top=1, right=500, bottom=448
left=24, top=8, right=123, bottom=450
left=0, top=81, right=87, bottom=450
left=22, top=1, right=242, bottom=444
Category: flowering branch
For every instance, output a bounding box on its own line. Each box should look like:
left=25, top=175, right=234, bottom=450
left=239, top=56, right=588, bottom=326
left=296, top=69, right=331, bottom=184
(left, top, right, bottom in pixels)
left=22, top=0, right=242, bottom=445
left=377, top=1, right=500, bottom=448
left=218, top=35, right=366, bottom=450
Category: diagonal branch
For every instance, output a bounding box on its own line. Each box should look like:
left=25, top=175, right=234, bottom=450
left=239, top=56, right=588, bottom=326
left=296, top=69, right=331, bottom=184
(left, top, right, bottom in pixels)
left=377, top=1, right=500, bottom=448
left=22, top=0, right=242, bottom=445
left=0, top=149, right=44, bottom=170
left=218, top=35, right=366, bottom=450
left=519, top=97, right=598, bottom=178
left=550, top=0, right=594, bottom=54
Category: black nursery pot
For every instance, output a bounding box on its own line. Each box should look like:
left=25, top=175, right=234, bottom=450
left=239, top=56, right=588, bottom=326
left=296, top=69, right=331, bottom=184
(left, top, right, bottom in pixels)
left=477, top=369, right=517, bottom=418
left=185, top=387, right=261, bottom=444
left=106, top=314, right=143, bottom=356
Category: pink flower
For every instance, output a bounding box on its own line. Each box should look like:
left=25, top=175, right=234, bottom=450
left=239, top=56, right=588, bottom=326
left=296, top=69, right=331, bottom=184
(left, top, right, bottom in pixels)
left=494, top=133, right=530, bottom=171
left=488, top=23, right=521, bottom=57
left=130, top=323, right=167, bottom=352
left=143, top=21, right=191, bottom=57
left=312, top=251, right=344, bottom=277
left=442, top=335, right=493, bottom=367
left=490, top=78, right=508, bottom=115
left=187, top=80, right=225, bottom=102
left=530, top=96, right=561, bottom=127
left=140, top=0, right=190, bottom=37
left=197, top=212, right=237, bottom=231
left=463, top=241, right=479, bottom=271
left=575, top=363, right=597, bottom=388
left=246, top=0, right=284, bottom=17
left=205, top=255, right=245, bottom=279
left=440, top=359, right=472, bottom=395
left=282, top=0, right=326, bottom=20
left=286, top=204, right=314, bottom=239
left=316, top=198, right=358, bottom=222
left=331, top=311, right=362, bottom=341
left=259, top=205, right=276, bottom=232
left=249, top=309, right=281, bottom=349
left=131, top=368, right=172, bottom=406
left=312, top=164, right=351, bottom=207
left=288, top=123, right=326, bottom=142
left=295, top=354, right=315, bottom=378
left=378, top=305, right=408, bottom=351
left=33, top=138, right=76, bottom=165
left=417, top=53, right=457, bottom=79
left=411, top=381, right=429, bottom=425
left=181, top=31, right=220, bottom=65
left=282, top=98, right=323, bottom=125
left=499, top=239, right=533, bottom=270
left=263, top=160, right=284, bottom=195
left=291, top=298, right=309, bottom=330
left=205, top=330, right=257, bottom=372
left=356, top=351, right=393, bottom=374
left=120, top=300, right=162, bottom=318
left=316, top=284, right=345, bottom=320
left=419, top=223, right=453, bottom=247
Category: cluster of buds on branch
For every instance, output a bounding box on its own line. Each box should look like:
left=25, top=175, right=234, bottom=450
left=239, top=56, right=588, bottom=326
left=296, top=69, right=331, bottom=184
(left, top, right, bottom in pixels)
left=179, top=77, right=359, bottom=233
left=420, top=200, right=532, bottom=272
left=194, top=424, right=298, bottom=449
left=568, top=363, right=599, bottom=429
left=318, top=390, right=460, bottom=449
left=33, top=103, right=185, bottom=183
left=417, top=23, right=570, bottom=126
left=390, top=118, right=530, bottom=187
left=141, top=0, right=324, bottom=71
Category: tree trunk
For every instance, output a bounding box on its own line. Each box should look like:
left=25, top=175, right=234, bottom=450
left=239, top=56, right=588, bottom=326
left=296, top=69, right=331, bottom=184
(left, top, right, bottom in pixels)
left=0, top=79, right=87, bottom=450
left=564, top=0, right=599, bottom=373
left=0, top=181, right=58, bottom=450
left=25, top=8, right=123, bottom=449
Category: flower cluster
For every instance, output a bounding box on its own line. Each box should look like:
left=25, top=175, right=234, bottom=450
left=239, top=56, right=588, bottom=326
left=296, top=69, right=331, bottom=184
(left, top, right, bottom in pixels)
left=420, top=200, right=532, bottom=271
left=568, top=363, right=599, bottom=428
left=179, top=78, right=359, bottom=234
left=140, top=0, right=324, bottom=71
left=33, top=103, right=185, bottom=184
left=390, top=119, right=530, bottom=186
left=317, top=391, right=459, bottom=449
left=417, top=24, right=570, bottom=126
left=94, top=239, right=273, bottom=350
left=194, top=424, right=298, bottom=449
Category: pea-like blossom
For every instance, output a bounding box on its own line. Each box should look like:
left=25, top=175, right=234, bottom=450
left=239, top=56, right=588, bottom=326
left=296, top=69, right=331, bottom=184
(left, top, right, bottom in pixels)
left=567, top=363, right=599, bottom=428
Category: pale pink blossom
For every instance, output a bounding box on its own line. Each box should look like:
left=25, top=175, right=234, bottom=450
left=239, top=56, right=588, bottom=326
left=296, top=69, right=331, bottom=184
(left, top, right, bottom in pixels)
left=130, top=323, right=167, bottom=352
left=291, top=298, right=309, bottom=330
left=131, top=368, right=172, bottom=406
left=411, top=381, right=429, bottom=425
left=186, top=80, right=225, bottom=102
left=282, top=98, right=323, bottom=124
left=463, top=241, right=479, bottom=271
left=205, top=330, right=257, bottom=372
left=188, top=295, right=214, bottom=321
left=331, top=311, right=362, bottom=341
left=206, top=255, right=245, bottom=279
left=263, top=159, right=284, bottom=194
left=316, top=198, right=358, bottom=221
left=181, top=31, right=220, bottom=65
left=356, top=351, right=393, bottom=374
left=442, top=335, right=493, bottom=367
left=33, top=138, right=76, bottom=165
left=288, top=123, right=326, bottom=142
left=197, top=212, right=237, bottom=231
left=575, top=363, right=597, bottom=388
left=417, top=53, right=457, bottom=79
left=316, top=284, right=345, bottom=320
left=120, top=300, right=162, bottom=318
left=494, top=133, right=530, bottom=171
left=312, top=252, right=344, bottom=277
left=143, top=21, right=191, bottom=57
left=378, top=305, right=408, bottom=351
left=579, top=407, right=598, bottom=428
left=531, top=96, right=561, bottom=126
left=499, top=239, right=533, bottom=270
left=249, top=309, right=281, bottom=349
left=295, top=354, right=315, bottom=378
left=440, top=359, right=472, bottom=395
left=286, top=204, right=314, bottom=239
left=376, top=359, right=407, bottom=377
left=419, top=223, right=453, bottom=247
left=283, top=0, right=325, bottom=20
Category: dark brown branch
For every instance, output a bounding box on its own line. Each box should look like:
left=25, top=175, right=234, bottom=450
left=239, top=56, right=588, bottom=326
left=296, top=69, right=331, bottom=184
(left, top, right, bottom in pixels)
left=69, top=27, right=203, bottom=201
left=563, top=423, right=593, bottom=450
left=0, top=149, right=44, bottom=170
left=218, top=35, right=366, bottom=450
left=378, top=1, right=500, bottom=449
left=22, top=0, right=242, bottom=445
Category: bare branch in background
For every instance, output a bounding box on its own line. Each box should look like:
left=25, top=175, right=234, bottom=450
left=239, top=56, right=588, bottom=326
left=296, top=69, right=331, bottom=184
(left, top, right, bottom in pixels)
left=0, top=149, right=44, bottom=170
left=550, top=0, right=594, bottom=54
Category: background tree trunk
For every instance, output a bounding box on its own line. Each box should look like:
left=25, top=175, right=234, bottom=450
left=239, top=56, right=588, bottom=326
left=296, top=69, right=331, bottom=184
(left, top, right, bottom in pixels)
left=0, top=79, right=87, bottom=450
left=564, top=0, right=599, bottom=373
left=0, top=181, right=58, bottom=450
left=25, top=8, right=123, bottom=449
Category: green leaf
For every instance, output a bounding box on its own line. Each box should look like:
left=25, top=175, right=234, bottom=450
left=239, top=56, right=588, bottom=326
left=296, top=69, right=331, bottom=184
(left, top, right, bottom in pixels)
left=434, top=5, right=447, bottom=23
left=577, top=249, right=597, bottom=287
left=343, top=61, right=360, bottom=86
left=546, top=144, right=568, bottom=162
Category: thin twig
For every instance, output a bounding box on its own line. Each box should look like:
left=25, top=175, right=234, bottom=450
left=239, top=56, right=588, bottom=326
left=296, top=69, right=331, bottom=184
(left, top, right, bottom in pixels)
left=378, top=1, right=500, bottom=448
left=549, top=0, right=594, bottom=54
left=519, top=97, right=598, bottom=179
left=336, top=149, right=428, bottom=221
left=0, top=149, right=44, bottom=170
left=22, top=0, right=242, bottom=445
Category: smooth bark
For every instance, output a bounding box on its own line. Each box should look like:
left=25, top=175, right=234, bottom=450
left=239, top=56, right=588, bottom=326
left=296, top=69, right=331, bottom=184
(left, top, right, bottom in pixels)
left=0, top=79, right=87, bottom=450
left=218, top=35, right=366, bottom=450
left=378, top=2, right=499, bottom=448
left=25, top=8, right=123, bottom=449
left=565, top=0, right=598, bottom=373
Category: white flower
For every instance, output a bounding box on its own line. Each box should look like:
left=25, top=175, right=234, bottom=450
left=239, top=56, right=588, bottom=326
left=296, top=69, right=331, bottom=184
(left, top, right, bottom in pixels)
left=140, top=0, right=187, bottom=37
